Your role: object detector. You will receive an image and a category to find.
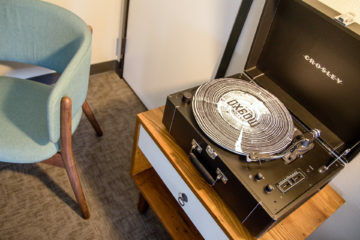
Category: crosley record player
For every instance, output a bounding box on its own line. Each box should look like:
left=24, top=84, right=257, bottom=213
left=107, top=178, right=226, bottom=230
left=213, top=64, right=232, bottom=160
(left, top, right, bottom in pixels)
left=163, top=0, right=360, bottom=237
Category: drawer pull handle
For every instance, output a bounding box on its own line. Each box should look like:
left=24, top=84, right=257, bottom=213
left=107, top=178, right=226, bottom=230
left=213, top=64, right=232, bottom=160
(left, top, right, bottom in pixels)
left=178, top=193, right=188, bottom=206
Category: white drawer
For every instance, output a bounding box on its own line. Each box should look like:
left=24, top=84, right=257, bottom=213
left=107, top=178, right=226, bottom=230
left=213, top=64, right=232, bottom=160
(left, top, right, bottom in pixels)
left=138, top=125, right=228, bottom=240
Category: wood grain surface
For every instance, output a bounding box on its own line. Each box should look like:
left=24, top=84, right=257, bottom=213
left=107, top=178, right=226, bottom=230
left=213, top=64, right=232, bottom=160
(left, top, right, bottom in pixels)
left=131, top=120, right=152, bottom=176
left=131, top=123, right=202, bottom=239
left=82, top=100, right=103, bottom=137
left=61, top=97, right=90, bottom=219
left=133, top=166, right=203, bottom=239
left=135, top=107, right=344, bottom=240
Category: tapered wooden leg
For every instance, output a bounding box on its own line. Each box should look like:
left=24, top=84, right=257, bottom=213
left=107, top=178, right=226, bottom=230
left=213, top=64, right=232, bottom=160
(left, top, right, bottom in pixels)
left=61, top=97, right=90, bottom=219
left=137, top=193, right=149, bottom=214
left=82, top=100, right=103, bottom=137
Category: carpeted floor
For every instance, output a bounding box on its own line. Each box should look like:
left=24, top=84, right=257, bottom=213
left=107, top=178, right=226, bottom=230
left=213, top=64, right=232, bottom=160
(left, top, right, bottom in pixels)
left=0, top=72, right=171, bottom=240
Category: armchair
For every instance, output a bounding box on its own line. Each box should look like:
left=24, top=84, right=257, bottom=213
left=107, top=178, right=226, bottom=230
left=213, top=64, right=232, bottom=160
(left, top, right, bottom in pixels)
left=0, top=0, right=103, bottom=218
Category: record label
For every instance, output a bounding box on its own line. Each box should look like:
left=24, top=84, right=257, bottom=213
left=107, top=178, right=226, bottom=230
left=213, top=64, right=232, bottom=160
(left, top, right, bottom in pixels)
left=217, top=90, right=270, bottom=129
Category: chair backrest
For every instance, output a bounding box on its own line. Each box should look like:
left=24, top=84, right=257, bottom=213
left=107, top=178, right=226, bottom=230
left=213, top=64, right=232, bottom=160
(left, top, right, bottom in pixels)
left=0, top=0, right=92, bottom=143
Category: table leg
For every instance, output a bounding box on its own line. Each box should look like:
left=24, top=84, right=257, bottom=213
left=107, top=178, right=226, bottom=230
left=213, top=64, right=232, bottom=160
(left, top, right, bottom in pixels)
left=137, top=193, right=149, bottom=214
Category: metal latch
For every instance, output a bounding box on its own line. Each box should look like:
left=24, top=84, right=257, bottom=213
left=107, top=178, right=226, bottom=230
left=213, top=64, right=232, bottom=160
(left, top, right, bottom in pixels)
left=206, top=145, right=218, bottom=160
left=216, top=168, right=228, bottom=184
left=335, top=12, right=356, bottom=26
left=191, top=139, right=202, bottom=154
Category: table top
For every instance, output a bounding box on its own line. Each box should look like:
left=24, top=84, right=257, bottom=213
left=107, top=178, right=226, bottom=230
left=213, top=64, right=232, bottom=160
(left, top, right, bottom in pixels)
left=137, top=107, right=345, bottom=240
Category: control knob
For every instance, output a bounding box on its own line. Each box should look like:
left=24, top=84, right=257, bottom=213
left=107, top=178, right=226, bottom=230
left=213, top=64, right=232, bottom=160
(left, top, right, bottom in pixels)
left=264, top=184, right=274, bottom=193
left=254, top=172, right=264, bottom=181
left=182, top=92, right=192, bottom=103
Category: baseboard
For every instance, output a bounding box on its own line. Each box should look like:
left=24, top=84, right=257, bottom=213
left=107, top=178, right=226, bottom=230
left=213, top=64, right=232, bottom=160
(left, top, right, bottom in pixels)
left=90, top=60, right=121, bottom=75
left=29, top=60, right=121, bottom=83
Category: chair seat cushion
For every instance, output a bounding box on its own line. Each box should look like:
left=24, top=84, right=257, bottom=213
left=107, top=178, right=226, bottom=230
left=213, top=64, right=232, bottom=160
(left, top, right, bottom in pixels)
left=0, top=76, right=58, bottom=163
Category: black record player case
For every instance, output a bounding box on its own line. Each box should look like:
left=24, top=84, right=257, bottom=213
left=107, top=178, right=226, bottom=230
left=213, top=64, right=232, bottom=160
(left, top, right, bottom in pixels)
left=162, top=0, right=359, bottom=237
left=245, top=0, right=360, bottom=160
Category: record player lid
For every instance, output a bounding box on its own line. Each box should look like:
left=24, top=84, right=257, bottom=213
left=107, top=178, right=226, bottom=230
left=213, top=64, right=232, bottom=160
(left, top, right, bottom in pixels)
left=244, top=0, right=360, bottom=161
left=192, top=78, right=294, bottom=156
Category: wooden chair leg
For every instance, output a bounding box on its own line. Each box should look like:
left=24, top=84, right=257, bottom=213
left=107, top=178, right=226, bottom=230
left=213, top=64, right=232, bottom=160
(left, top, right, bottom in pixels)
left=42, top=153, right=64, bottom=168
left=82, top=100, right=103, bottom=137
left=61, top=97, right=90, bottom=219
left=137, top=193, right=149, bottom=214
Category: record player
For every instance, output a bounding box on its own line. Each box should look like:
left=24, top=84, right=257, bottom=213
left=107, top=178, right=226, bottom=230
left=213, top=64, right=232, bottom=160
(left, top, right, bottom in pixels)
left=163, top=0, right=360, bottom=237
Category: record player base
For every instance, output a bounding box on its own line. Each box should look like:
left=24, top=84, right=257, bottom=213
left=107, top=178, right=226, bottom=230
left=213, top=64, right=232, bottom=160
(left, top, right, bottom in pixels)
left=130, top=107, right=345, bottom=240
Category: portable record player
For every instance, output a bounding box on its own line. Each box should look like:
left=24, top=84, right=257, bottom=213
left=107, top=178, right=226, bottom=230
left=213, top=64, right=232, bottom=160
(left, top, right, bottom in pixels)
left=163, top=0, right=360, bottom=237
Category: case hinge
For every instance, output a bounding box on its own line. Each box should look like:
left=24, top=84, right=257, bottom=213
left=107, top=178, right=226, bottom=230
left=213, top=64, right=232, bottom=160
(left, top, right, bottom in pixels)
left=335, top=12, right=357, bottom=26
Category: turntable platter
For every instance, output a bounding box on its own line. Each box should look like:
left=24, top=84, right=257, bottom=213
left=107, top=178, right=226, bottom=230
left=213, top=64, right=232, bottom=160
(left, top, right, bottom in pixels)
left=192, top=78, right=294, bottom=156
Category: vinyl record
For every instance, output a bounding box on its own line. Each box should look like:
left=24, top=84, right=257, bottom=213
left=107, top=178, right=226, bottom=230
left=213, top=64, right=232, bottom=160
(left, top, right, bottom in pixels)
left=192, top=78, right=294, bottom=156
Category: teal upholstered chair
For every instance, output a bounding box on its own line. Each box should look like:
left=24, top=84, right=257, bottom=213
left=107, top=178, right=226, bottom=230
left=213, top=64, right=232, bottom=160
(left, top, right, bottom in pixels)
left=0, top=0, right=103, bottom=218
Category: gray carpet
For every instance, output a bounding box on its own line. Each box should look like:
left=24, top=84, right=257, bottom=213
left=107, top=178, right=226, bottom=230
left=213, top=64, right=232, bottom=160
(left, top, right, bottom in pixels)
left=0, top=72, right=171, bottom=240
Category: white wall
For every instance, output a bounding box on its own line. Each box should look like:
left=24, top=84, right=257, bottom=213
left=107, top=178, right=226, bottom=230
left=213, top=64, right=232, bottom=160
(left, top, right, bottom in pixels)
left=123, top=0, right=266, bottom=110
left=44, top=0, right=123, bottom=64
left=0, top=0, right=123, bottom=78
left=309, top=156, right=360, bottom=240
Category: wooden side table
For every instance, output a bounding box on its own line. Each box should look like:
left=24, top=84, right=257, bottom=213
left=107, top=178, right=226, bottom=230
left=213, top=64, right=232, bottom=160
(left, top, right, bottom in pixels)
left=131, top=107, right=344, bottom=240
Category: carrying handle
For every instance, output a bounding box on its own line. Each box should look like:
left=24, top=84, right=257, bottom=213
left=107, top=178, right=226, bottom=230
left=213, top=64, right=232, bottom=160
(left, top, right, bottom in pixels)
left=189, top=152, right=217, bottom=186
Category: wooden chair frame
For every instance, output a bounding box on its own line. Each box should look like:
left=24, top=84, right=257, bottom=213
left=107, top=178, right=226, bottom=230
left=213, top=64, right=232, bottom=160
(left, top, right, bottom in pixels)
left=42, top=26, right=102, bottom=218
left=42, top=98, right=102, bottom=218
